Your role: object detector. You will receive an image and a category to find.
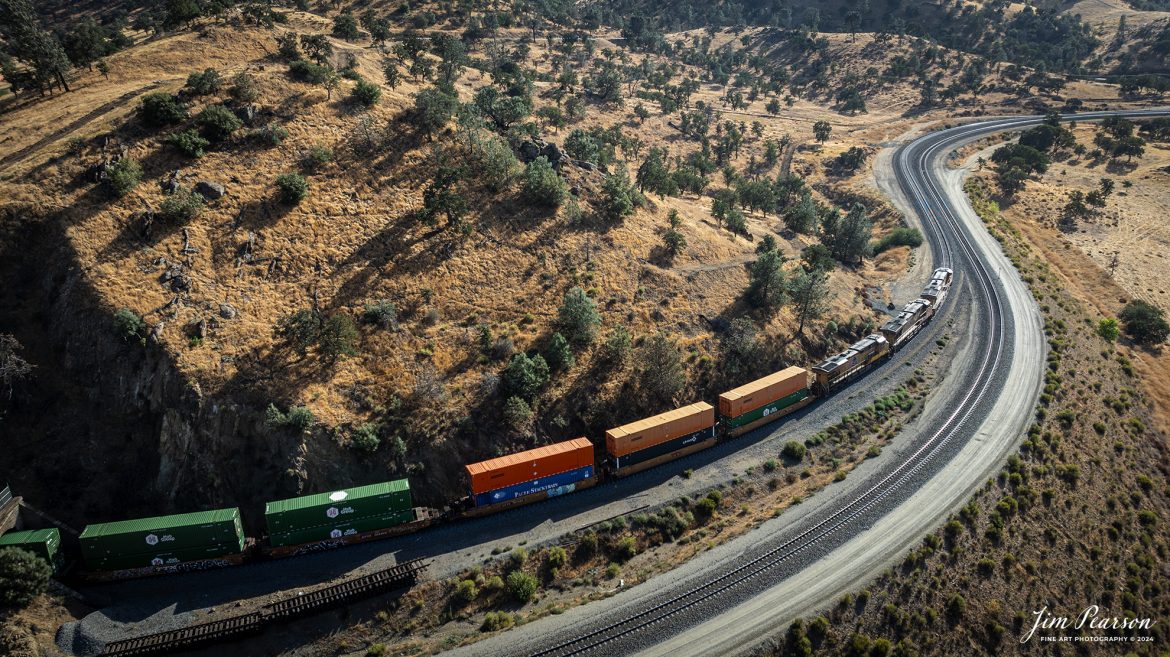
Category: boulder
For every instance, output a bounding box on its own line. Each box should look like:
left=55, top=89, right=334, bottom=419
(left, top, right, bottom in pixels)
left=518, top=140, right=541, bottom=163
left=234, top=105, right=258, bottom=125
left=540, top=142, right=564, bottom=166
left=195, top=181, right=225, bottom=200
left=219, top=304, right=238, bottom=320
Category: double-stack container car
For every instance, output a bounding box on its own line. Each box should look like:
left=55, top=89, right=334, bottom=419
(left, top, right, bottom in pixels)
left=0, top=528, right=64, bottom=572
left=465, top=437, right=596, bottom=513
left=79, top=508, right=246, bottom=576
left=264, top=479, right=415, bottom=552
left=40, top=269, right=959, bottom=583
left=719, top=366, right=813, bottom=437
left=605, top=402, right=716, bottom=476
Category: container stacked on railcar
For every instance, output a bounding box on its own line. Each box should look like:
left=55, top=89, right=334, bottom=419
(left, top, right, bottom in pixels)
left=0, top=528, right=64, bottom=572
left=79, top=508, right=246, bottom=574
left=719, top=366, right=813, bottom=437
left=605, top=402, right=716, bottom=477
left=811, top=334, right=890, bottom=395
left=465, top=437, right=596, bottom=513
left=264, top=480, right=414, bottom=550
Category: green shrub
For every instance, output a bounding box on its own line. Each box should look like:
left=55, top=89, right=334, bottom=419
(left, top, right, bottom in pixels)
left=509, top=547, right=528, bottom=569
left=113, top=307, right=146, bottom=343
left=1096, top=318, right=1119, bottom=342
left=167, top=129, right=210, bottom=158
left=106, top=159, right=142, bottom=197
left=521, top=156, right=567, bottom=208
left=502, top=353, right=550, bottom=401
left=196, top=104, right=243, bottom=141
left=781, top=440, right=807, bottom=462
left=159, top=187, right=204, bottom=222
left=288, top=59, right=331, bottom=84
left=140, top=92, right=187, bottom=127
left=351, top=423, right=381, bottom=453
left=546, top=546, right=567, bottom=569
left=545, top=332, right=574, bottom=371
left=304, top=145, right=334, bottom=169
left=0, top=548, right=51, bottom=608
left=229, top=71, right=259, bottom=102
left=871, top=227, right=924, bottom=254
left=481, top=611, right=513, bottom=631
left=502, top=396, right=533, bottom=432
left=266, top=404, right=315, bottom=432
left=319, top=314, right=358, bottom=359
left=275, top=173, right=308, bottom=204
left=454, top=579, right=478, bottom=604
left=1119, top=300, right=1169, bottom=346
left=351, top=78, right=381, bottom=107
left=506, top=570, right=538, bottom=603
left=613, top=536, right=638, bottom=562
left=185, top=68, right=222, bottom=95
left=362, top=300, right=398, bottom=329
left=253, top=122, right=289, bottom=147
left=557, top=287, right=600, bottom=346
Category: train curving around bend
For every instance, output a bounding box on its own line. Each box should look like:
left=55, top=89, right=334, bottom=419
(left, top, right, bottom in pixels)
left=3, top=269, right=953, bottom=582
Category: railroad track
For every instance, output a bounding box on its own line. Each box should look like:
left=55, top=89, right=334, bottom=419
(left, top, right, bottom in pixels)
left=511, top=108, right=1170, bottom=657
left=99, top=559, right=426, bottom=657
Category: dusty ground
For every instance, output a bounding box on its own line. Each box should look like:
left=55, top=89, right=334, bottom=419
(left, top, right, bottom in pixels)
left=985, top=125, right=1170, bottom=433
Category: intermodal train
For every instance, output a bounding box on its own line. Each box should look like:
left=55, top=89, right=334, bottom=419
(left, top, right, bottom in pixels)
left=2, top=269, right=952, bottom=582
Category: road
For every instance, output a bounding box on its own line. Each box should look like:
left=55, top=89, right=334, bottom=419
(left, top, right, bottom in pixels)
left=441, top=109, right=1170, bottom=657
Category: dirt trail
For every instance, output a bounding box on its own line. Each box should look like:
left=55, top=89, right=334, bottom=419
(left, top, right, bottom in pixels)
left=0, top=81, right=168, bottom=173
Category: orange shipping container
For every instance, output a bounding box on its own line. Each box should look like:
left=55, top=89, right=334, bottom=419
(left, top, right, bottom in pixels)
left=605, top=402, right=715, bottom=457
left=466, top=438, right=594, bottom=495
left=718, top=366, right=809, bottom=418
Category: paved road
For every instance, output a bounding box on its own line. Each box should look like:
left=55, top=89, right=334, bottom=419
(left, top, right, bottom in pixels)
left=442, top=109, right=1170, bottom=657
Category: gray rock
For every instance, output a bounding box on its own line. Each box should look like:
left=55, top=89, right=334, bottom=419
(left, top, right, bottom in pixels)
left=195, top=181, right=225, bottom=200
left=219, top=304, right=238, bottom=320
left=518, top=141, right=541, bottom=163
left=234, top=105, right=258, bottom=125
left=540, top=142, right=564, bottom=166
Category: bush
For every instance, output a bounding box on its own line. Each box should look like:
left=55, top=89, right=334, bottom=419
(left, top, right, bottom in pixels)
left=318, top=314, right=358, bottom=359
left=113, top=307, right=146, bottom=343
left=506, top=570, right=538, bottom=603
left=602, top=326, right=632, bottom=368
left=871, top=227, right=924, bottom=254
left=1119, top=300, right=1169, bottom=346
left=782, top=440, right=807, bottom=462
left=1097, top=318, right=1120, bottom=342
left=509, top=547, right=529, bottom=569
left=481, top=611, right=513, bottom=631
left=362, top=300, right=398, bottom=329
left=521, top=156, right=567, bottom=208
left=253, top=122, right=289, bottom=147
left=167, top=129, right=210, bottom=158
left=265, top=404, right=315, bottom=432
left=351, top=78, right=382, bottom=107
left=546, top=546, right=567, bottom=569
left=106, top=158, right=142, bottom=197
left=275, top=173, right=308, bottom=204
left=0, top=548, right=51, bottom=608
left=185, top=68, right=222, bottom=96
left=196, top=104, right=243, bottom=142
left=545, top=332, right=574, bottom=371
left=159, top=188, right=204, bottom=222
left=304, top=145, right=333, bottom=170
left=503, top=395, right=533, bottom=432
left=597, top=169, right=639, bottom=223
left=230, top=71, right=259, bottom=102
left=350, top=423, right=381, bottom=452
left=605, top=563, right=621, bottom=579
left=454, top=579, right=478, bottom=604
left=140, top=92, right=187, bottom=126
left=557, top=287, right=600, bottom=346
left=412, top=86, right=458, bottom=137
left=332, top=12, right=360, bottom=40
left=473, top=136, right=520, bottom=193
left=288, top=59, right=331, bottom=84
left=502, top=352, right=549, bottom=401
left=613, top=536, right=638, bottom=562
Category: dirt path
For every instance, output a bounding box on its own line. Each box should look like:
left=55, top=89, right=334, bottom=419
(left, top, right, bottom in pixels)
left=0, top=81, right=168, bottom=173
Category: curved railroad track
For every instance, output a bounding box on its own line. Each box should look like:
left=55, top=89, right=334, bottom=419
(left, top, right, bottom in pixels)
left=441, top=108, right=1170, bottom=657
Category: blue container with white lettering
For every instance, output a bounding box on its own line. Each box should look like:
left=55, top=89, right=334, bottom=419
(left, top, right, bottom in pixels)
left=472, top=465, right=594, bottom=507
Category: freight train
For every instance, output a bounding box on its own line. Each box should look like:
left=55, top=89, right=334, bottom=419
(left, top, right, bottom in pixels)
left=1, top=270, right=952, bottom=582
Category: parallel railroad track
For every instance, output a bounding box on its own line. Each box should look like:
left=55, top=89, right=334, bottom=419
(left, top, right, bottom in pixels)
left=99, top=558, right=426, bottom=657
left=521, top=108, right=1170, bottom=657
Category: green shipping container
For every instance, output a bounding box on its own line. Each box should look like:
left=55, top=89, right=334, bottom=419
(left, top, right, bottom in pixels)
left=268, top=509, right=414, bottom=547
left=80, top=508, right=243, bottom=560
left=0, top=528, right=63, bottom=571
left=264, top=480, right=411, bottom=534
left=723, top=389, right=810, bottom=429
left=85, top=535, right=246, bottom=571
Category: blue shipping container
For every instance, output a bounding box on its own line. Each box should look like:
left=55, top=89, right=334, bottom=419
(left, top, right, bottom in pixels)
left=473, top=465, right=594, bottom=507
